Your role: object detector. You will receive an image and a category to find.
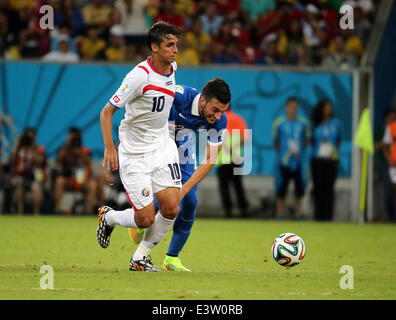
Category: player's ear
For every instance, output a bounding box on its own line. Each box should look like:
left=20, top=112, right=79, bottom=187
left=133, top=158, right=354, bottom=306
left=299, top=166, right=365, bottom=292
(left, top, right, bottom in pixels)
left=151, top=42, right=159, bottom=53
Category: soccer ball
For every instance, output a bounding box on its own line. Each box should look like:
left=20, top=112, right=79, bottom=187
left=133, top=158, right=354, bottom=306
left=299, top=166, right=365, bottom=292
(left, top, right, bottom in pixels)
left=271, top=233, right=306, bottom=267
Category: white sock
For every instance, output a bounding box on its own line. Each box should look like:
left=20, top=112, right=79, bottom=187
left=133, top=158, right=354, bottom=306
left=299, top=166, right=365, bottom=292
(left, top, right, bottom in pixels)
left=132, top=212, right=174, bottom=261
left=105, top=208, right=137, bottom=228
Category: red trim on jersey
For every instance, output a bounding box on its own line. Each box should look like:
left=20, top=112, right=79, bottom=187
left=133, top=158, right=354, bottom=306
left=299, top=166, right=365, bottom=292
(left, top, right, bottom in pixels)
left=146, top=58, right=174, bottom=76
left=138, top=65, right=149, bottom=74
left=143, top=85, right=175, bottom=98
left=124, top=189, right=138, bottom=211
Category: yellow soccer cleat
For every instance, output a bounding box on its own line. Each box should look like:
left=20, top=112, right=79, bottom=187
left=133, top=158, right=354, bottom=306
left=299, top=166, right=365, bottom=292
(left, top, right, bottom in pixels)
left=162, top=255, right=191, bottom=272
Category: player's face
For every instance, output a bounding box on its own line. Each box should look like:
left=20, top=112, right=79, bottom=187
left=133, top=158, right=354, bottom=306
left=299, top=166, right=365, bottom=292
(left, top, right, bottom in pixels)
left=286, top=101, right=298, bottom=120
left=156, top=34, right=179, bottom=64
left=323, top=102, right=332, bottom=119
left=200, top=97, right=229, bottom=124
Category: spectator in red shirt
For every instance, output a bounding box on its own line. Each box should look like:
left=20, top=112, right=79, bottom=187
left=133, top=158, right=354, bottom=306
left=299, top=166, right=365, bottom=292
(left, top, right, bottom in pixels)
left=155, top=0, right=185, bottom=30
left=54, top=127, right=97, bottom=214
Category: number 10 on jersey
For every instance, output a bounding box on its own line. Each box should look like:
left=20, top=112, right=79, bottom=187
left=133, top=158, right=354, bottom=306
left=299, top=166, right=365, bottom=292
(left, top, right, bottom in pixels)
left=152, top=96, right=165, bottom=112
left=168, top=163, right=180, bottom=181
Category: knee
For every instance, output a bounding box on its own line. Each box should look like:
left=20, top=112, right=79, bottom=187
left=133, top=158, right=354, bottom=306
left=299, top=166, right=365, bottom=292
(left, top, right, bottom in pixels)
left=160, top=201, right=180, bottom=220
left=55, top=176, right=66, bottom=188
left=87, top=179, right=97, bottom=193
left=31, top=182, right=42, bottom=195
left=181, top=193, right=198, bottom=213
left=135, top=214, right=155, bottom=229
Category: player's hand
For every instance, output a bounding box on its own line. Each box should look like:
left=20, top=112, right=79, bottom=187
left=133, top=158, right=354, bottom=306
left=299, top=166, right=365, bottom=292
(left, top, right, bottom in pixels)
left=168, top=122, right=176, bottom=140
left=103, top=146, right=118, bottom=171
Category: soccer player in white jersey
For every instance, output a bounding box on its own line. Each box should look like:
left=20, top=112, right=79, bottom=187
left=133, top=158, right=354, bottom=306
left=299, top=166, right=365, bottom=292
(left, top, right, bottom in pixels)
left=97, top=22, right=182, bottom=272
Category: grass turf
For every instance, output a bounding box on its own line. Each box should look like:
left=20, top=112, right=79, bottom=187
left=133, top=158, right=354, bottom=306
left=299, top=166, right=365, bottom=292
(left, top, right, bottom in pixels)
left=0, top=215, right=395, bottom=300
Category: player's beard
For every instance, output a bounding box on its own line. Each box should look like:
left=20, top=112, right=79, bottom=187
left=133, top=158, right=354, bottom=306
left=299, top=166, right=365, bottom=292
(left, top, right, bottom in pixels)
left=199, top=102, right=216, bottom=124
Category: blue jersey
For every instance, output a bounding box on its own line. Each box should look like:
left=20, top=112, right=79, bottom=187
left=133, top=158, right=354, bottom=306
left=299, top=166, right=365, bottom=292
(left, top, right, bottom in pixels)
left=169, top=85, right=227, bottom=178
left=311, top=119, right=341, bottom=160
left=272, top=115, right=310, bottom=171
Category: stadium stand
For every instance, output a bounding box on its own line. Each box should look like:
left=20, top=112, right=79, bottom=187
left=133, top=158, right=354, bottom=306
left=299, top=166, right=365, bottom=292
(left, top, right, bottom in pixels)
left=0, top=0, right=379, bottom=65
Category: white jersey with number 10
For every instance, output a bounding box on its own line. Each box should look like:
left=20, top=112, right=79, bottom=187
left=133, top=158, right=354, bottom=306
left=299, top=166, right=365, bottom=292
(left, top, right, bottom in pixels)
left=109, top=58, right=177, bottom=155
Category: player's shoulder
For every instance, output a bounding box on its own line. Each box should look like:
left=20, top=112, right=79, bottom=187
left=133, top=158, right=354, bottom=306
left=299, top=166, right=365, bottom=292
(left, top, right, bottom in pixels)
left=174, top=85, right=199, bottom=106
left=331, top=118, right=342, bottom=128
left=175, top=84, right=198, bottom=96
left=123, top=60, right=151, bottom=81
left=297, top=115, right=310, bottom=126
left=273, top=115, right=287, bottom=127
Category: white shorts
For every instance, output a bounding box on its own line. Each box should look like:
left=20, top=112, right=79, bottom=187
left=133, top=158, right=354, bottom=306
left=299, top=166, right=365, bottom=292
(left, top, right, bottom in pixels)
left=118, top=138, right=181, bottom=210
left=389, top=167, right=396, bottom=184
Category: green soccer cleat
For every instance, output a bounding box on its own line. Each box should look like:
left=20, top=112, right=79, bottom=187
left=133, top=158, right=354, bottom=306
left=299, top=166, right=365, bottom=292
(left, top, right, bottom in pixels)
left=162, top=255, right=191, bottom=272
left=128, top=227, right=145, bottom=245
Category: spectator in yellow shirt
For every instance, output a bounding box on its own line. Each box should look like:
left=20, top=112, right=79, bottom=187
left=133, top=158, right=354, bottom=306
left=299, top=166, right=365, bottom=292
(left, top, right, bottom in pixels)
left=81, top=0, right=112, bottom=36
left=175, top=38, right=199, bottom=66
left=79, top=25, right=106, bottom=60
left=184, top=16, right=211, bottom=63
left=105, top=24, right=126, bottom=63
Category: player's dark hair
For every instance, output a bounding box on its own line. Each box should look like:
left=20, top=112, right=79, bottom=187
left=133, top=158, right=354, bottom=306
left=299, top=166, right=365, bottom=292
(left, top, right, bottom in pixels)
left=147, top=21, right=180, bottom=51
left=311, top=99, right=333, bottom=127
left=286, top=97, right=298, bottom=105
left=69, top=127, right=81, bottom=135
left=201, top=78, right=231, bottom=105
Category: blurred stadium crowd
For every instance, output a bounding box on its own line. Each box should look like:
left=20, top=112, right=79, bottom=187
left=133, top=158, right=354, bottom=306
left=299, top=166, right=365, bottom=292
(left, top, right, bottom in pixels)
left=1, top=126, right=131, bottom=215
left=0, top=0, right=378, bottom=67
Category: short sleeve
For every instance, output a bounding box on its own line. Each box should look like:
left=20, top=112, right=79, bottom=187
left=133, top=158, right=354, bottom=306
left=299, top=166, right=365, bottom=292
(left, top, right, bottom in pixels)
left=383, top=126, right=391, bottom=145
left=109, top=67, right=147, bottom=109
left=173, top=85, right=187, bottom=111
left=272, top=117, right=281, bottom=141
left=173, top=85, right=198, bottom=112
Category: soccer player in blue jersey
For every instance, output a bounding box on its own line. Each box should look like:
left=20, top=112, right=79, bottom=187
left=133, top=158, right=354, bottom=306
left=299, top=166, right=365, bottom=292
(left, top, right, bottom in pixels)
left=129, top=78, right=231, bottom=271
left=272, top=97, right=310, bottom=219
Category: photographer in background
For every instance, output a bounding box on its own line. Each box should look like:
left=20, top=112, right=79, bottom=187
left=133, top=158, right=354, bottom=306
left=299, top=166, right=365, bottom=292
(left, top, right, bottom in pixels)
left=54, top=127, right=97, bottom=214
left=9, top=128, right=46, bottom=215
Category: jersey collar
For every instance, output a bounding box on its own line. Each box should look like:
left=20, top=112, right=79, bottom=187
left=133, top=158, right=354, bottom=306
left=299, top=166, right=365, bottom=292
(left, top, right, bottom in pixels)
left=146, top=57, right=174, bottom=76
left=191, top=94, right=201, bottom=116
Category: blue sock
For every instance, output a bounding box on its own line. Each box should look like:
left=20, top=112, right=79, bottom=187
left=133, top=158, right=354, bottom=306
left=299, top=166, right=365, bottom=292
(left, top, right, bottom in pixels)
left=167, top=186, right=197, bottom=257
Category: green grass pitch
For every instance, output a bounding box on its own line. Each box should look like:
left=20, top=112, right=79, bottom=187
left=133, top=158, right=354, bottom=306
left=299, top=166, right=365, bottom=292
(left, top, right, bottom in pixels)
left=1, top=215, right=395, bottom=300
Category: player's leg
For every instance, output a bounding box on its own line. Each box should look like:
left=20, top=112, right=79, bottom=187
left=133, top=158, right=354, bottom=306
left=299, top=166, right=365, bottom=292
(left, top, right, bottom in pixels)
left=13, top=179, right=24, bottom=214
left=217, top=164, right=233, bottom=217
left=54, top=175, right=66, bottom=212
left=130, top=140, right=181, bottom=271
left=31, top=181, right=43, bottom=215
left=128, top=196, right=160, bottom=244
left=84, top=178, right=97, bottom=214
left=97, top=151, right=156, bottom=250
left=163, top=185, right=198, bottom=271
left=131, top=187, right=179, bottom=260
left=275, top=165, right=289, bottom=218
left=231, top=164, right=249, bottom=217
left=293, top=167, right=305, bottom=219
left=97, top=179, right=156, bottom=248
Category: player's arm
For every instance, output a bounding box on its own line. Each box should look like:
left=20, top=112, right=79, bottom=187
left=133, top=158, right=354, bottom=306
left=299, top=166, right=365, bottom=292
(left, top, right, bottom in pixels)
left=272, top=120, right=280, bottom=151
left=180, top=143, right=221, bottom=201
left=100, top=102, right=119, bottom=171
left=382, top=126, right=395, bottom=166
